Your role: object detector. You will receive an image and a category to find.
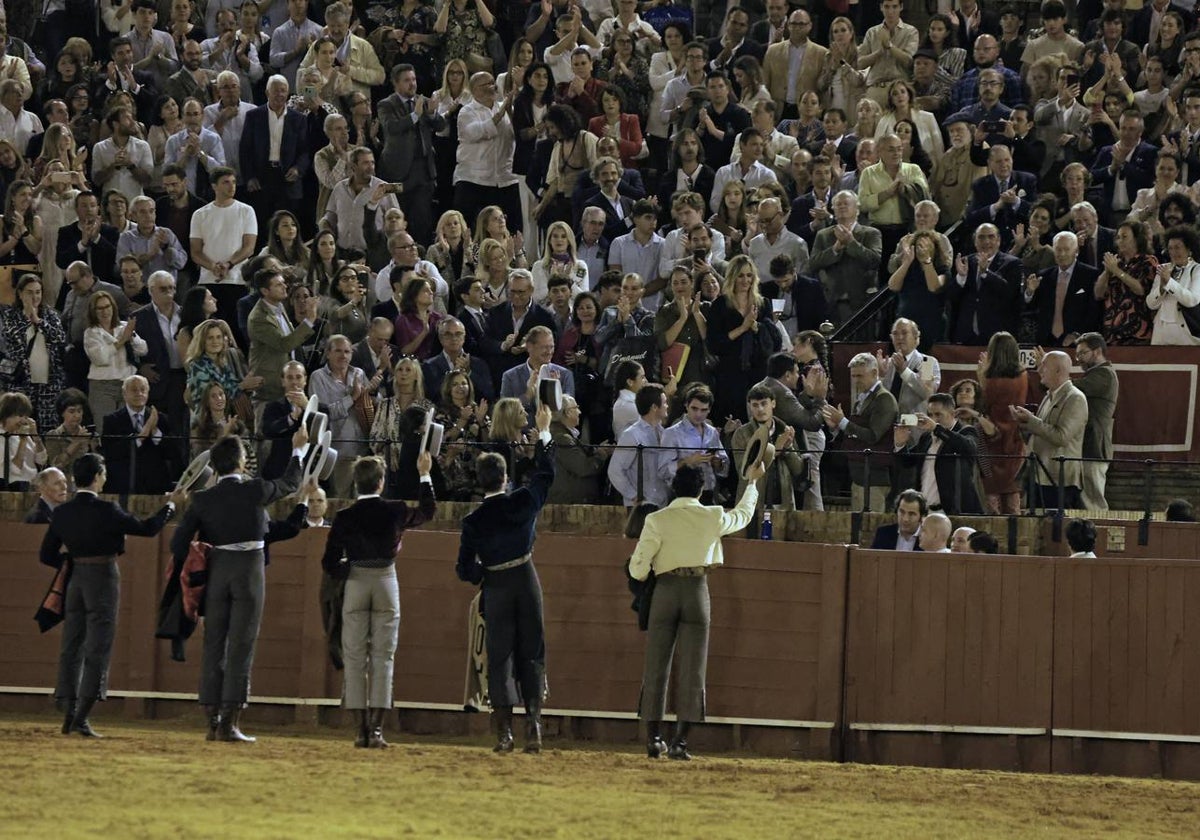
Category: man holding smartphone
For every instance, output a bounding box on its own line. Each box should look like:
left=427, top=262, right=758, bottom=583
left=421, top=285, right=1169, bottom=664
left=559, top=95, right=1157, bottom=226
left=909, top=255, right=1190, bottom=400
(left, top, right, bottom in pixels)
left=657, top=384, right=728, bottom=505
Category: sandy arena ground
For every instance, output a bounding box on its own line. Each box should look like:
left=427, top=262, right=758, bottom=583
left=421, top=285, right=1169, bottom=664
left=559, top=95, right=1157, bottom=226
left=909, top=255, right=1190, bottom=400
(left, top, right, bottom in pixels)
left=2, top=715, right=1199, bottom=839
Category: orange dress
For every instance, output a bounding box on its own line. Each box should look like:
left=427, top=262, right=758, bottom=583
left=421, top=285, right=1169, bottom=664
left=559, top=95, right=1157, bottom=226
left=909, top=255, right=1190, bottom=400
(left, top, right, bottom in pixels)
left=981, top=371, right=1029, bottom=495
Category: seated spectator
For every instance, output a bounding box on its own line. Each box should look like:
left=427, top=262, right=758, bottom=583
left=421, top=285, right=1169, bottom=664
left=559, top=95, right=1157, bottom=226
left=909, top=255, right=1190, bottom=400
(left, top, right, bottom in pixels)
left=321, top=264, right=372, bottom=347
left=871, top=489, right=928, bottom=550
left=190, top=380, right=251, bottom=461
left=1166, top=499, right=1197, bottom=522
left=435, top=369, right=489, bottom=501
left=423, top=317, right=494, bottom=404
left=969, top=531, right=1000, bottom=553
left=0, top=391, right=46, bottom=490
left=611, top=358, right=645, bottom=439
left=547, top=394, right=607, bottom=504
left=608, top=383, right=669, bottom=508
left=101, top=374, right=183, bottom=493
left=950, top=525, right=976, bottom=552
left=42, top=388, right=99, bottom=479
left=918, top=512, right=953, bottom=552
left=1066, top=517, right=1098, bottom=557
left=484, top=269, right=556, bottom=386
left=25, top=466, right=69, bottom=523
left=595, top=271, right=654, bottom=372
left=185, top=317, right=261, bottom=417
left=895, top=394, right=983, bottom=515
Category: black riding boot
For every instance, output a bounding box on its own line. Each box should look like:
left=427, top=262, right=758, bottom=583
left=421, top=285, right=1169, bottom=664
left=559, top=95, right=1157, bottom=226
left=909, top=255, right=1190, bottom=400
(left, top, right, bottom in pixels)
left=218, top=706, right=256, bottom=743
left=205, top=705, right=221, bottom=741
left=70, top=697, right=102, bottom=738
left=668, top=720, right=692, bottom=760
left=645, top=720, right=667, bottom=758
left=493, top=705, right=514, bottom=753
left=523, top=701, right=543, bottom=754
left=352, top=710, right=369, bottom=748
left=367, top=709, right=390, bottom=749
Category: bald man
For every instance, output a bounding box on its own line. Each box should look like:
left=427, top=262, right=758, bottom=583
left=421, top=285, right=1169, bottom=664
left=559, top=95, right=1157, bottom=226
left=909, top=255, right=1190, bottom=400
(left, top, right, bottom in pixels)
left=1012, top=350, right=1087, bottom=509
left=950, top=526, right=976, bottom=552
left=918, top=512, right=953, bottom=552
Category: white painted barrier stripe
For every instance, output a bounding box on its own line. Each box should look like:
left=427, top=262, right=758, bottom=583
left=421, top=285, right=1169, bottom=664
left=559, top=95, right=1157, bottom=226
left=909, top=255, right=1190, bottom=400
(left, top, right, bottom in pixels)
left=850, top=723, right=1046, bottom=736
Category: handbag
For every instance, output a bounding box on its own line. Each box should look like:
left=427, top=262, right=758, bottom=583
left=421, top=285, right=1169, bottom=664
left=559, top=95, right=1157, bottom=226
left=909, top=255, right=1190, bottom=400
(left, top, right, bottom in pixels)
left=604, top=334, right=658, bottom=388
left=1182, top=301, right=1200, bottom=337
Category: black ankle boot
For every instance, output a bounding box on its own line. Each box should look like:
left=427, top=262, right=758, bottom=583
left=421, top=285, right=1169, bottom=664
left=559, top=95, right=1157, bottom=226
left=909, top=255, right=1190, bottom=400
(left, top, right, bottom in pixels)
left=218, top=706, right=256, bottom=743
left=493, top=706, right=514, bottom=753
left=523, top=704, right=543, bottom=754
left=205, top=706, right=221, bottom=741
left=645, top=720, right=667, bottom=758
left=70, top=698, right=102, bottom=738
left=668, top=721, right=692, bottom=760
left=61, top=701, right=76, bottom=735
left=352, top=710, right=369, bottom=748
left=367, top=709, right=389, bottom=749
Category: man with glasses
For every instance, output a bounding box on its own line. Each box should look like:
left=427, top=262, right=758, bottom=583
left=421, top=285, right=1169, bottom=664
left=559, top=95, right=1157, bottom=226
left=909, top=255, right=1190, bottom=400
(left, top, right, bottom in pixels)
left=454, top=71, right=521, bottom=240
left=949, top=34, right=1024, bottom=114
left=373, top=231, right=447, bottom=308
left=761, top=9, right=827, bottom=121
left=132, top=271, right=189, bottom=435
left=423, top=317, right=494, bottom=403
left=746, top=196, right=808, bottom=286
left=660, top=42, right=708, bottom=138
left=485, top=271, right=556, bottom=387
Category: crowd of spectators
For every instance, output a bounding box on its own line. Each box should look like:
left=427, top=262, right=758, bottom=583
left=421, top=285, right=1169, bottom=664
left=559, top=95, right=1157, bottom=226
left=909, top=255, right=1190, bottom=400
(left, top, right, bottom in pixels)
left=0, top=0, right=1196, bottom=515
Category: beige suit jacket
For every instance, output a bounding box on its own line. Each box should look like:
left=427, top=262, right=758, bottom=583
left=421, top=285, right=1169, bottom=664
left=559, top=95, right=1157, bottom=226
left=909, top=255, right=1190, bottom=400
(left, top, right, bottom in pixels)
left=762, top=40, right=828, bottom=110
left=1024, top=381, right=1088, bottom=489
left=628, top=483, right=758, bottom=580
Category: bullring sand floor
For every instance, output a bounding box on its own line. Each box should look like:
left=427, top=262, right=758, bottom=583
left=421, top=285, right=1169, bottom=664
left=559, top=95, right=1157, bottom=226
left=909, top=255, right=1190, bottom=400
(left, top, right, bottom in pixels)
left=1, top=715, right=1198, bottom=838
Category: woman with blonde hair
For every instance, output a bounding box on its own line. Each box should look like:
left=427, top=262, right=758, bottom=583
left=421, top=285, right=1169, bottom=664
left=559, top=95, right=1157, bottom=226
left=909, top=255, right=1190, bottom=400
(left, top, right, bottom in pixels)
left=432, top=58, right=473, bottom=213
left=466, top=205, right=527, bottom=273
left=83, top=289, right=146, bottom=431
left=32, top=123, right=88, bottom=185
left=370, top=356, right=431, bottom=495
left=705, top=255, right=780, bottom=421
left=1027, top=54, right=1065, bottom=105
left=474, top=237, right=513, bottom=308
left=530, top=221, right=589, bottom=304
left=426, top=209, right=470, bottom=287
left=481, top=396, right=535, bottom=492
left=851, top=97, right=882, bottom=142
left=818, top=16, right=866, bottom=113
left=184, top=318, right=263, bottom=416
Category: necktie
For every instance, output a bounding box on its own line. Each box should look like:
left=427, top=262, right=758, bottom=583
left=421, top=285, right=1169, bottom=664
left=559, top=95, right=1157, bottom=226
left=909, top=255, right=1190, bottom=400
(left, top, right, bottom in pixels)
left=133, top=412, right=143, bottom=433
left=1053, top=270, right=1070, bottom=337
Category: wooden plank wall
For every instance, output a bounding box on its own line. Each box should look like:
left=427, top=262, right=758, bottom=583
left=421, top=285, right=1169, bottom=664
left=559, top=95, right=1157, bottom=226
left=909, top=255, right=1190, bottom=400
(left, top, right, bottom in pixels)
left=1042, top=519, right=1200, bottom=561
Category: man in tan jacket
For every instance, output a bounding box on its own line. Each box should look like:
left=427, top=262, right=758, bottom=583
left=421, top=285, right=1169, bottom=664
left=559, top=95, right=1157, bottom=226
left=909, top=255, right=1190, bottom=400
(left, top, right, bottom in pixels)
left=761, top=9, right=828, bottom=120
left=1013, top=350, right=1088, bottom=509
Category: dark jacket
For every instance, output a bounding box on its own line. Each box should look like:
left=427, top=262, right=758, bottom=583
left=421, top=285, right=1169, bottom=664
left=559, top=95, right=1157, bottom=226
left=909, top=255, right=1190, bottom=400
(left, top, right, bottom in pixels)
left=422, top=353, right=495, bottom=404
left=133, top=303, right=179, bottom=405
left=945, top=251, right=1024, bottom=345
left=40, top=492, right=173, bottom=567
left=55, top=221, right=119, bottom=282
left=24, top=498, right=54, bottom=524
left=377, top=92, right=445, bottom=183
left=963, top=171, right=1039, bottom=248
left=238, top=105, right=310, bottom=199
left=869, top=522, right=922, bottom=551
left=1030, top=262, right=1103, bottom=346
left=100, top=407, right=182, bottom=494
left=896, top=422, right=984, bottom=515
left=321, top=484, right=437, bottom=578
left=655, top=165, right=715, bottom=227
left=456, top=438, right=554, bottom=584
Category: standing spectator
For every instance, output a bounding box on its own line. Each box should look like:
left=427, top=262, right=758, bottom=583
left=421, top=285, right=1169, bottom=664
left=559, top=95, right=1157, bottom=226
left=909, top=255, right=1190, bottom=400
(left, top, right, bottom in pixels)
left=164, top=40, right=214, bottom=109
left=297, top=2, right=384, bottom=99
left=498, top=325, right=574, bottom=421
left=269, top=0, right=322, bottom=88
left=745, top=197, right=808, bottom=288
left=321, top=149, right=400, bottom=257
left=84, top=291, right=146, bottom=432
left=894, top=393, right=983, bottom=515
left=308, top=334, right=369, bottom=498
left=705, top=256, right=780, bottom=423
left=117, top=195, right=188, bottom=283
left=887, top=233, right=948, bottom=350
left=807, top=190, right=883, bottom=327
left=454, top=72, right=522, bottom=239
left=1072, top=333, right=1118, bottom=511
left=1019, top=1, right=1082, bottom=73
left=966, top=330, right=1028, bottom=514
left=948, top=223, right=1023, bottom=344
left=1, top=275, right=67, bottom=431
left=240, top=75, right=309, bottom=236
left=858, top=0, right=920, bottom=108
left=377, top=64, right=444, bottom=247
left=247, top=268, right=319, bottom=419
left=657, top=383, right=728, bottom=502
left=100, top=374, right=182, bottom=494
left=822, top=351, right=898, bottom=512
left=1096, top=220, right=1156, bottom=345
left=696, top=71, right=751, bottom=166
left=879, top=317, right=941, bottom=417
left=184, top=316, right=261, bottom=415
left=1025, top=231, right=1102, bottom=347
left=133, top=271, right=189, bottom=436
left=608, top=383, right=670, bottom=508
left=393, top=275, right=443, bottom=360
left=1146, top=225, right=1200, bottom=346
left=202, top=71, right=254, bottom=180
left=594, top=271, right=655, bottom=372
left=163, top=97, right=226, bottom=199
left=858, top=133, right=929, bottom=285
left=1012, top=350, right=1087, bottom=509
left=189, top=166, right=258, bottom=324
left=90, top=106, right=152, bottom=202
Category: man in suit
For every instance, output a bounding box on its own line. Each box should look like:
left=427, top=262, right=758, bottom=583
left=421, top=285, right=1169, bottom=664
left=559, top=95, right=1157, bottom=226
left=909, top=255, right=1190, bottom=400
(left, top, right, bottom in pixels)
left=1069, top=202, right=1115, bottom=274
left=870, top=488, right=927, bottom=550
left=584, top=156, right=635, bottom=244
left=260, top=361, right=313, bottom=480
left=377, top=64, right=445, bottom=246
left=100, top=375, right=183, bottom=494
left=55, top=191, right=120, bottom=288
left=322, top=452, right=436, bottom=749
left=353, top=317, right=395, bottom=386
left=43, top=453, right=179, bottom=737
left=879, top=318, right=941, bottom=417
left=628, top=459, right=762, bottom=760
left=787, top=153, right=836, bottom=247
left=757, top=353, right=826, bottom=442
left=963, top=144, right=1037, bottom=251
left=654, top=129, right=715, bottom=227
left=499, top=326, right=574, bottom=422
left=171, top=423, right=309, bottom=742
left=247, top=268, right=320, bottom=416
left=92, top=36, right=158, bottom=124
left=1072, top=333, right=1118, bottom=511
left=751, top=0, right=790, bottom=46
left=894, top=394, right=983, bottom=515
left=1025, top=231, right=1102, bottom=347
left=133, top=271, right=189, bottom=437
left=239, top=75, right=309, bottom=235
left=424, top=317, right=494, bottom=404
left=706, top=7, right=764, bottom=85
left=761, top=9, right=827, bottom=120
left=1013, top=350, right=1088, bottom=509
left=761, top=254, right=828, bottom=336
left=1164, top=90, right=1200, bottom=186
left=456, top=403, right=555, bottom=754
left=24, top=467, right=68, bottom=523
left=822, top=352, right=899, bottom=512
left=1033, top=64, right=1093, bottom=185
left=1088, top=110, right=1158, bottom=225
left=807, top=190, right=883, bottom=327
left=485, top=271, right=556, bottom=390
left=946, top=223, right=1024, bottom=345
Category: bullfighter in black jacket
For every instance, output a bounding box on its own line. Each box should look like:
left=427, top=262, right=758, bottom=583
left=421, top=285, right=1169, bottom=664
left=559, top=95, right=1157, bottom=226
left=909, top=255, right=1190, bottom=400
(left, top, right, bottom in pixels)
left=457, top=404, right=555, bottom=754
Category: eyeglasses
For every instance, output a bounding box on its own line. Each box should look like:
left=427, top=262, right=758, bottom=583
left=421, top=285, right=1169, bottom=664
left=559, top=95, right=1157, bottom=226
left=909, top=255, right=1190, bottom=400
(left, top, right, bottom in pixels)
left=979, top=80, right=1003, bottom=87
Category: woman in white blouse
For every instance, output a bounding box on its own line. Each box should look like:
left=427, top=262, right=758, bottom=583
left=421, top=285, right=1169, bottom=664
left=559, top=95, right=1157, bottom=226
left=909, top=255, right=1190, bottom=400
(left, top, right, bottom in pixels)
left=875, top=80, right=944, bottom=159
left=84, top=290, right=148, bottom=431
left=530, top=221, right=590, bottom=304
left=647, top=22, right=689, bottom=171
left=1146, top=225, right=1200, bottom=346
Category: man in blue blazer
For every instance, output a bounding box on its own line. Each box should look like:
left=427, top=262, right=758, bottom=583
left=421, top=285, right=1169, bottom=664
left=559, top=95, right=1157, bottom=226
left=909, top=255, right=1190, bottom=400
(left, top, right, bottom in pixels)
left=963, top=144, right=1037, bottom=251
left=499, top=326, right=574, bottom=423
left=422, top=316, right=495, bottom=404
left=456, top=404, right=555, bottom=754
left=869, top=489, right=927, bottom=550
left=1088, top=110, right=1158, bottom=226
left=238, top=75, right=310, bottom=234
left=133, top=271, right=189, bottom=436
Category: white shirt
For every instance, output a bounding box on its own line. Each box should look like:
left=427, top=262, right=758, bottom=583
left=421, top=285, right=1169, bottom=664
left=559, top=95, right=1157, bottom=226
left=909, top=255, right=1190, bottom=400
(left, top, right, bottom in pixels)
left=267, top=105, right=286, bottom=162
left=455, top=99, right=519, bottom=187
left=153, top=302, right=183, bottom=368
left=190, top=199, right=258, bottom=285
left=90, top=136, right=153, bottom=202
left=0, top=106, right=41, bottom=154
left=710, top=160, right=779, bottom=213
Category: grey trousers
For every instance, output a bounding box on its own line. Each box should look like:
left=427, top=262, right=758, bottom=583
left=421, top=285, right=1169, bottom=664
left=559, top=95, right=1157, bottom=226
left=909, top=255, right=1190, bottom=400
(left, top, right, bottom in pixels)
left=200, top=548, right=265, bottom=707
left=341, top=565, right=401, bottom=710
left=638, top=574, right=710, bottom=723
left=56, top=561, right=119, bottom=702
left=1081, top=460, right=1110, bottom=511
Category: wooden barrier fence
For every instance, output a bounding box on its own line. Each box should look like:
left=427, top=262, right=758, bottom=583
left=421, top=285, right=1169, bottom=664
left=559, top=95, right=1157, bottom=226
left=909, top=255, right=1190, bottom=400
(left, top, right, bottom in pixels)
left=4, top=526, right=1200, bottom=778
